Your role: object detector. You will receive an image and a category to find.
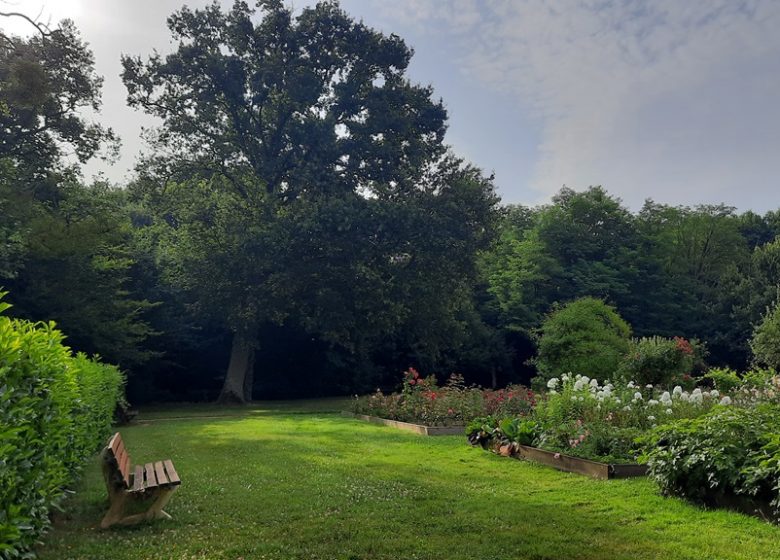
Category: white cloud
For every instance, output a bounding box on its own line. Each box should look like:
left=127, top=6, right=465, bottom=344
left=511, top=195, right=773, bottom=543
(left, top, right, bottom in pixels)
left=374, top=0, right=780, bottom=210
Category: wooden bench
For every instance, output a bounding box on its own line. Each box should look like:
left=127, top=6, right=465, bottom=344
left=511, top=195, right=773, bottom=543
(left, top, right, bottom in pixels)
left=100, top=432, right=181, bottom=528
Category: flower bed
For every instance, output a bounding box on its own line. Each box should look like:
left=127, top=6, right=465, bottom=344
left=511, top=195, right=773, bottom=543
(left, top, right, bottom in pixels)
left=349, top=368, right=535, bottom=427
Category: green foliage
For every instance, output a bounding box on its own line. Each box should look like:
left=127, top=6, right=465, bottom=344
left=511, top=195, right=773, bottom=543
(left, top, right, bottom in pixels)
left=0, top=295, right=123, bottom=558
left=641, top=405, right=780, bottom=514
left=534, top=297, right=631, bottom=382
left=750, top=303, right=780, bottom=369
left=704, top=367, right=743, bottom=393
left=618, top=336, right=698, bottom=386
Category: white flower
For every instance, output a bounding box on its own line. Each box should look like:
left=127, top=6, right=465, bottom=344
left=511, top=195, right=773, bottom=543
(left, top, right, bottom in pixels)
left=660, top=391, right=672, bottom=405
left=547, top=378, right=559, bottom=390
left=720, top=396, right=732, bottom=406
left=710, top=390, right=719, bottom=399
left=623, top=405, right=632, bottom=412
left=648, top=415, right=656, bottom=421
left=578, top=396, right=585, bottom=401
left=633, top=392, right=643, bottom=401
left=666, top=408, right=673, bottom=415
left=627, top=381, right=636, bottom=389
left=549, top=390, right=557, bottom=395
left=648, top=399, right=659, bottom=406
left=571, top=396, right=579, bottom=402
left=581, top=376, right=590, bottom=385
left=646, top=384, right=653, bottom=389
left=673, top=386, right=683, bottom=397
left=596, top=391, right=606, bottom=400
left=574, top=379, right=586, bottom=391
left=614, top=398, right=621, bottom=404
left=575, top=374, right=582, bottom=380
left=562, top=373, right=570, bottom=382
left=681, top=392, right=690, bottom=402
left=590, top=379, right=600, bottom=389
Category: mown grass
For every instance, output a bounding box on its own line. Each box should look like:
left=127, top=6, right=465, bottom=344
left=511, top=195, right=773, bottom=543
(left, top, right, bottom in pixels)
left=40, top=401, right=780, bottom=560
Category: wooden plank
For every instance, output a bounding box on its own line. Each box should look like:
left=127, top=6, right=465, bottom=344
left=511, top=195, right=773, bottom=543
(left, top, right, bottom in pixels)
left=132, top=465, right=144, bottom=492
left=114, top=446, right=126, bottom=468
left=346, top=413, right=465, bottom=436
left=107, top=433, right=120, bottom=455
left=110, top=433, right=124, bottom=454
left=517, top=445, right=610, bottom=479
left=163, top=460, right=181, bottom=485
left=144, top=462, right=158, bottom=490
left=121, top=452, right=132, bottom=487
left=154, top=461, right=169, bottom=486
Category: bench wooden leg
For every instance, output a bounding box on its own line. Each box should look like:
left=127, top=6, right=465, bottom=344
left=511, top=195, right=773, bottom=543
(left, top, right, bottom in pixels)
left=145, top=486, right=177, bottom=521
left=100, top=490, right=130, bottom=529
left=101, top=487, right=179, bottom=528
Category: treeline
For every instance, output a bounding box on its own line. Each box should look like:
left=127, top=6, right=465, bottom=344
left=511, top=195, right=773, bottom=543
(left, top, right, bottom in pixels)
left=1, top=4, right=778, bottom=404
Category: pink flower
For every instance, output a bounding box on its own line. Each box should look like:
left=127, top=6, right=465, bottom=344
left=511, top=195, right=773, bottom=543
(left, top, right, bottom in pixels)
left=554, top=453, right=561, bottom=459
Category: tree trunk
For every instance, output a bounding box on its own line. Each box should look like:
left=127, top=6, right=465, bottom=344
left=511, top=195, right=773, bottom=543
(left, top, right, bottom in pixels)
left=218, top=333, right=255, bottom=404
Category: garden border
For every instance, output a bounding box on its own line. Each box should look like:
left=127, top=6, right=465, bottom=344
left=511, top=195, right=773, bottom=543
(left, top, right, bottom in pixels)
left=342, top=412, right=465, bottom=436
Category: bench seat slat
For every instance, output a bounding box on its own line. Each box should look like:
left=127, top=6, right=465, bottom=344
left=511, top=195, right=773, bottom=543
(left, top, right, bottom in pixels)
left=163, top=460, right=181, bottom=485
left=132, top=464, right=144, bottom=492
left=144, top=462, right=158, bottom=490
left=154, top=461, right=169, bottom=486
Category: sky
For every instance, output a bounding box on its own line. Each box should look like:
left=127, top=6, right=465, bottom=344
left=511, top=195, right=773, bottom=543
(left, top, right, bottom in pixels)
left=3, top=0, right=780, bottom=212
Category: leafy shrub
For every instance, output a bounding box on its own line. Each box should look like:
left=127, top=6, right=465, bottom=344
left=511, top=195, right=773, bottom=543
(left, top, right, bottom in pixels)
left=352, top=368, right=534, bottom=426
left=618, top=336, right=698, bottom=386
left=641, top=404, right=780, bottom=515
left=0, top=295, right=123, bottom=558
left=704, top=367, right=742, bottom=393
left=465, top=416, right=537, bottom=452
left=751, top=303, right=780, bottom=369
left=534, top=298, right=631, bottom=384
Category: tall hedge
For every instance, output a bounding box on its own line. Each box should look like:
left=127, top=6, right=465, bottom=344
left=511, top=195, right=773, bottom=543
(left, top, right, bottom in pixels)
left=0, top=296, right=124, bottom=558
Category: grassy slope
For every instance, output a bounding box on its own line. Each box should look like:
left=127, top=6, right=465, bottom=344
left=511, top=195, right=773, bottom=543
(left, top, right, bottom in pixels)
left=41, top=402, right=780, bottom=560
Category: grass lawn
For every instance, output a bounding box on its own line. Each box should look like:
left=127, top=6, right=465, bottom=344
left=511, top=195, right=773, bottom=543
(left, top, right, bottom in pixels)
left=40, top=401, right=780, bottom=560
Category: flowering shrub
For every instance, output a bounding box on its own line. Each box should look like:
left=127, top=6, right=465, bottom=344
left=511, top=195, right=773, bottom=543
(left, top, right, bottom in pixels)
left=351, top=368, right=534, bottom=426
left=617, top=336, right=701, bottom=387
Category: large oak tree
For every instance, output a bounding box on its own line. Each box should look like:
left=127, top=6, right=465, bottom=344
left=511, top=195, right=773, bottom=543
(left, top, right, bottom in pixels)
left=123, top=0, right=499, bottom=402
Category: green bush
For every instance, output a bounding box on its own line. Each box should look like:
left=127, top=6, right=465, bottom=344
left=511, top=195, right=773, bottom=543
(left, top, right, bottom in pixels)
left=0, top=295, right=123, bottom=558
left=751, top=303, right=780, bottom=369
left=704, top=367, right=742, bottom=393
left=534, top=298, right=631, bottom=384
left=641, top=404, right=780, bottom=514
left=618, top=336, right=698, bottom=386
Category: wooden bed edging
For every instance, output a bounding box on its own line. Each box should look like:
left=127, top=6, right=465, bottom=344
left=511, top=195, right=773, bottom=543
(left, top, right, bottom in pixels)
left=341, top=412, right=465, bottom=436
left=485, top=443, right=646, bottom=480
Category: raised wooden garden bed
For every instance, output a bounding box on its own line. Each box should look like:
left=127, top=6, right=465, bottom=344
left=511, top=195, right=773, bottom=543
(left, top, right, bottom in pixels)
left=342, top=412, right=464, bottom=436
left=514, top=445, right=647, bottom=480
left=480, top=442, right=646, bottom=480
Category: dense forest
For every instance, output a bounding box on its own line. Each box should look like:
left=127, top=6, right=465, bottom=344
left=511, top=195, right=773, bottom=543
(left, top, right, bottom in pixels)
left=1, top=2, right=778, bottom=404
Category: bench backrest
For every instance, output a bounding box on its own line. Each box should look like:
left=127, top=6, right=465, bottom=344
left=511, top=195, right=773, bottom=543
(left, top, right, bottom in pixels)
left=105, top=432, right=132, bottom=488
